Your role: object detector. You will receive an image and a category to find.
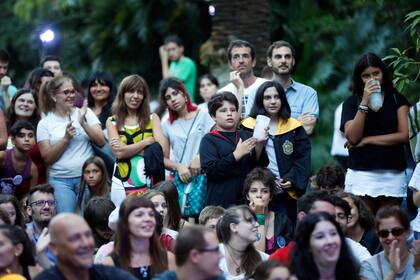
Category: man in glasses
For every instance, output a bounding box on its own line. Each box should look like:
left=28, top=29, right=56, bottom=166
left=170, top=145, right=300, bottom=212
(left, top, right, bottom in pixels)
left=154, top=225, right=225, bottom=280
left=26, top=183, right=57, bottom=268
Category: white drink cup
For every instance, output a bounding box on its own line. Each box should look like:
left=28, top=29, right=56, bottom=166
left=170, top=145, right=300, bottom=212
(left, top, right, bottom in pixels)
left=368, top=80, right=383, bottom=112
left=253, top=115, right=270, bottom=141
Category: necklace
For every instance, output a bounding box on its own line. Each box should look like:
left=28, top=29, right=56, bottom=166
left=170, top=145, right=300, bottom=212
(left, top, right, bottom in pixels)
left=226, top=245, right=242, bottom=274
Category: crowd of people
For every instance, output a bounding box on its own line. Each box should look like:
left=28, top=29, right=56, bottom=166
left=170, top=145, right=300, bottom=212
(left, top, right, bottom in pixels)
left=0, top=34, right=420, bottom=280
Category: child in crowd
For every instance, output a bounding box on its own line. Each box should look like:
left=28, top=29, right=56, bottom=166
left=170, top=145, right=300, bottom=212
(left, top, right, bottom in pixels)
left=0, top=120, right=38, bottom=199
left=199, top=92, right=268, bottom=208
left=315, top=164, right=345, bottom=194
left=198, top=205, right=225, bottom=232
left=76, top=156, right=111, bottom=213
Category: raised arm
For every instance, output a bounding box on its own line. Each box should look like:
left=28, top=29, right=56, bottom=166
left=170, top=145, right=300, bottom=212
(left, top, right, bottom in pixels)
left=78, top=102, right=105, bottom=147
left=159, top=45, right=170, bottom=78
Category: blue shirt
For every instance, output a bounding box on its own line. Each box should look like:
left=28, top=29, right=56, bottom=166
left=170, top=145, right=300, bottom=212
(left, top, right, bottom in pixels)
left=285, top=80, right=319, bottom=119
left=0, top=84, right=17, bottom=111
left=26, top=222, right=57, bottom=265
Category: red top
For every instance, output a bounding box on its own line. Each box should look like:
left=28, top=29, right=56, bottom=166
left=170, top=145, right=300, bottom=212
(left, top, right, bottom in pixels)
left=269, top=241, right=295, bottom=266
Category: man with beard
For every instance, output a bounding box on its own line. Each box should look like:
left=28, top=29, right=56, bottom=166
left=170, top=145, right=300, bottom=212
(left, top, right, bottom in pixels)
left=219, top=40, right=267, bottom=118
left=34, top=213, right=136, bottom=280
left=264, top=41, right=319, bottom=135
left=26, top=183, right=57, bottom=268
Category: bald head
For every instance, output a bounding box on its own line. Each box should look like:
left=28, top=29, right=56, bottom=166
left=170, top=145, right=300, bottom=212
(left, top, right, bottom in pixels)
left=49, top=213, right=86, bottom=242
left=49, top=213, right=95, bottom=269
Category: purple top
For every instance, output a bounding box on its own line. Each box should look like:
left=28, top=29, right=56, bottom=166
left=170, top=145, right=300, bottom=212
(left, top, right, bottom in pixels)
left=0, top=149, right=32, bottom=195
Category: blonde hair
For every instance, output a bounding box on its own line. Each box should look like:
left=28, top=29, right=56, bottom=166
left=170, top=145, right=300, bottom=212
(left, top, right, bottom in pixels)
left=39, top=76, right=72, bottom=113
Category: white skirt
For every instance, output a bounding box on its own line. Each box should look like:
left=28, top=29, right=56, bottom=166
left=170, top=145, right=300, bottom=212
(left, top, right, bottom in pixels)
left=345, top=169, right=407, bottom=197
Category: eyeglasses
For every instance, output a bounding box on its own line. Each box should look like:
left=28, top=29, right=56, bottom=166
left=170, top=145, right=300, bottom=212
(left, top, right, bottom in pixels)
left=197, top=245, right=220, bottom=253
left=30, top=200, right=56, bottom=207
left=377, top=227, right=405, bottom=238
left=59, top=89, right=76, bottom=96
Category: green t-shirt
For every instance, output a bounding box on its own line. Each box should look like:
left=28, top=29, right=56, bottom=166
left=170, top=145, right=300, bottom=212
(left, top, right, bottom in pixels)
left=169, top=57, right=197, bottom=102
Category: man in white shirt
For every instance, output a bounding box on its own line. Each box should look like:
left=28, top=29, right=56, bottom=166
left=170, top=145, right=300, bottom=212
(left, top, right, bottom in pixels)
left=218, top=40, right=267, bottom=118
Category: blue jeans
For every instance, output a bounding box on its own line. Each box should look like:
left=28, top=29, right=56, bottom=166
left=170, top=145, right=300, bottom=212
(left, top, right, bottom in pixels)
left=48, top=176, right=80, bottom=213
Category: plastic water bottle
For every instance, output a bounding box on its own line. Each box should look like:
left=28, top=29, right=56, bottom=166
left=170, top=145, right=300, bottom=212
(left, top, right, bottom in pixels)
left=368, top=80, right=383, bottom=111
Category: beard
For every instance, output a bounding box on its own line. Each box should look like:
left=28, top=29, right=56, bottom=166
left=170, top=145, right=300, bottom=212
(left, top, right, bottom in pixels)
left=272, top=65, right=292, bottom=76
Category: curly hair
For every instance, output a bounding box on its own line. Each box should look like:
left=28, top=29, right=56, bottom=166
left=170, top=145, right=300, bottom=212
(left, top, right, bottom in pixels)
left=315, top=165, right=345, bottom=192
left=338, top=192, right=374, bottom=230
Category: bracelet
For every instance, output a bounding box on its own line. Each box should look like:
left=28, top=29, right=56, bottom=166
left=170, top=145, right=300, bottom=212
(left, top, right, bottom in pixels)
left=358, top=104, right=369, bottom=113
left=256, top=214, right=265, bottom=225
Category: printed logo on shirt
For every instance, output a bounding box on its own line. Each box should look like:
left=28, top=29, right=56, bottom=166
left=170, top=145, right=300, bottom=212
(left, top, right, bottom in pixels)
left=282, top=140, right=293, bottom=155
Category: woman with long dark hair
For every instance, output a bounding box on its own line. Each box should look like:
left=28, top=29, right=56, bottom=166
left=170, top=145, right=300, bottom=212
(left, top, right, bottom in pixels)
left=101, top=196, right=169, bottom=279
left=87, top=71, right=116, bottom=130
left=76, top=156, right=111, bottom=213
left=341, top=52, right=410, bottom=214
left=290, top=212, right=358, bottom=280
left=242, top=80, right=310, bottom=224
left=217, top=205, right=268, bottom=279
left=0, top=224, right=40, bottom=279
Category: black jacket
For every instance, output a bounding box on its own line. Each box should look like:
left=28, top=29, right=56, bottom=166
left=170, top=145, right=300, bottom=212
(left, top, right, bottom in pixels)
left=242, top=117, right=311, bottom=198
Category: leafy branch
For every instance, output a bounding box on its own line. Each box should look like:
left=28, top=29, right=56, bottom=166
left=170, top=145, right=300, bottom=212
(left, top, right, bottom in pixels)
left=383, top=10, right=420, bottom=92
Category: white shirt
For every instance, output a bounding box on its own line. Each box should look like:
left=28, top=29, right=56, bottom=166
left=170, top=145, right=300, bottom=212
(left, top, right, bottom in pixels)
left=218, top=77, right=267, bottom=118
left=218, top=244, right=268, bottom=280
left=346, top=237, right=371, bottom=265
left=37, top=108, right=100, bottom=177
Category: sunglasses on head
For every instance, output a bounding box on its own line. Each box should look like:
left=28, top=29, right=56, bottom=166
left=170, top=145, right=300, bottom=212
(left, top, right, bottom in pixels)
left=377, top=227, right=405, bottom=238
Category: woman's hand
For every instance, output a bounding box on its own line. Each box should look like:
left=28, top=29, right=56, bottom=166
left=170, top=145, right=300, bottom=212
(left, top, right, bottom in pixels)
left=78, top=99, right=88, bottom=124
left=233, top=138, right=257, bottom=161
left=362, top=79, right=380, bottom=105
left=189, top=155, right=201, bottom=177
left=389, top=240, right=401, bottom=274
left=176, top=164, right=192, bottom=183
left=64, top=121, right=76, bottom=141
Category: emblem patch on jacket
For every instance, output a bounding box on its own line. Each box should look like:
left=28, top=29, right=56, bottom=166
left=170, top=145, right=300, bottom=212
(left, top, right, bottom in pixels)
left=282, top=140, right=293, bottom=155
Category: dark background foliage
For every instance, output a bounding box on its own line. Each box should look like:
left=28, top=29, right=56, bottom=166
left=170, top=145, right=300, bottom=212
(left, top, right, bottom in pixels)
left=2, top=0, right=419, bottom=171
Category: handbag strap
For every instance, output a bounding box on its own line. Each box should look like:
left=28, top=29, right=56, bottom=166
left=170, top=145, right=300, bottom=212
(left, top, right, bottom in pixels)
left=179, top=110, right=200, bottom=163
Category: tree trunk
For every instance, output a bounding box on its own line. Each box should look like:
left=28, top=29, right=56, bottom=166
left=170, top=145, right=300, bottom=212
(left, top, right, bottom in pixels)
left=202, top=0, right=271, bottom=84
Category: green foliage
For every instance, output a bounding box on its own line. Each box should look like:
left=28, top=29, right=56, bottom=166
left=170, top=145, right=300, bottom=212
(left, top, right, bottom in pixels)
left=383, top=10, right=420, bottom=97
left=270, top=0, right=419, bottom=172
left=7, top=0, right=211, bottom=93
